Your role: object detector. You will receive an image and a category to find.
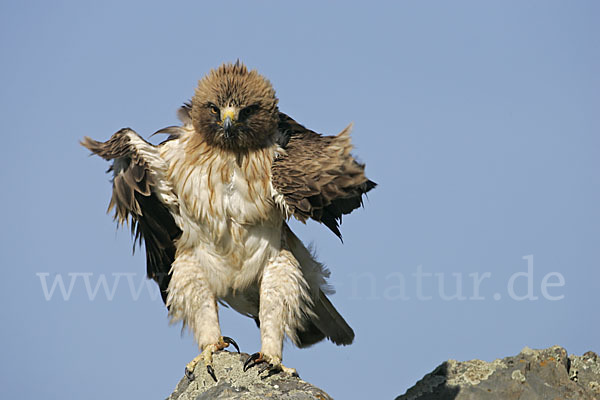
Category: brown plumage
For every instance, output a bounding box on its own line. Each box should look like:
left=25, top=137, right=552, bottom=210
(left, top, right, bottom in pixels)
left=273, top=113, right=376, bottom=239
left=81, top=131, right=181, bottom=303
left=82, top=61, right=375, bottom=378
left=190, top=63, right=279, bottom=152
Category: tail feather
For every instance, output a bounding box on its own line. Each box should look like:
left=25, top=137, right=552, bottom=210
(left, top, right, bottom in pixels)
left=297, top=290, right=354, bottom=348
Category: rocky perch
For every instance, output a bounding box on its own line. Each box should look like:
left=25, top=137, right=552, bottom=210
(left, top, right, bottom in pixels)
left=166, top=346, right=599, bottom=399
left=167, top=351, right=331, bottom=400
left=396, top=345, right=600, bottom=400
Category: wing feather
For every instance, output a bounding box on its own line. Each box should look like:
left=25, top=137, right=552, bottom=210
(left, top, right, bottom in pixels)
left=81, top=128, right=181, bottom=304
left=272, top=113, right=376, bottom=239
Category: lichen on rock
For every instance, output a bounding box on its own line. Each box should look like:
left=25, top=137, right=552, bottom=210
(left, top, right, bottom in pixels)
left=396, top=345, right=600, bottom=400
left=167, top=351, right=332, bottom=400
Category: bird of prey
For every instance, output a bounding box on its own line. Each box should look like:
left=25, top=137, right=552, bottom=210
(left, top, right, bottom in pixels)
left=82, top=62, right=375, bottom=381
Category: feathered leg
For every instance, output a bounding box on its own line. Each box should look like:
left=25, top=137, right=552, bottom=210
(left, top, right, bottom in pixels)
left=167, top=252, right=239, bottom=381
left=244, top=239, right=313, bottom=376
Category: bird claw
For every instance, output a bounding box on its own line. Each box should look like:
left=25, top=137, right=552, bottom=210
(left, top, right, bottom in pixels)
left=207, top=364, right=218, bottom=382
left=257, top=363, right=272, bottom=376
left=185, top=363, right=218, bottom=382
left=243, top=352, right=265, bottom=372
left=185, top=336, right=240, bottom=382
left=222, top=336, right=240, bottom=353
left=243, top=352, right=298, bottom=377
left=185, top=366, right=195, bottom=381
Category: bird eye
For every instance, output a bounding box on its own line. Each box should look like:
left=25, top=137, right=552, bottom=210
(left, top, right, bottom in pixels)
left=209, top=104, right=220, bottom=115
left=239, top=104, right=258, bottom=120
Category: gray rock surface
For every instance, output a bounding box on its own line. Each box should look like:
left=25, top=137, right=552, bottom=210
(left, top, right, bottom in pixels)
left=396, top=345, right=600, bottom=400
left=167, top=351, right=332, bottom=400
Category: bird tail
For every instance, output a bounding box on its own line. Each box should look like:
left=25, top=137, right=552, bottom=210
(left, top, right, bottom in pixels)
left=283, top=224, right=354, bottom=347
left=296, top=290, right=354, bottom=348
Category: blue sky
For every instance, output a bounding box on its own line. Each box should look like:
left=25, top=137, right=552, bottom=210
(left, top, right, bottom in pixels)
left=1, top=1, right=598, bottom=399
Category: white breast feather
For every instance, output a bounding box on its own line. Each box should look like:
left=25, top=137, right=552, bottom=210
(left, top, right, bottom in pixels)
left=161, top=131, right=283, bottom=296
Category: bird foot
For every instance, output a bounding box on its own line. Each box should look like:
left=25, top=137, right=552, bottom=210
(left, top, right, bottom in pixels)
left=243, top=352, right=298, bottom=377
left=185, top=336, right=240, bottom=382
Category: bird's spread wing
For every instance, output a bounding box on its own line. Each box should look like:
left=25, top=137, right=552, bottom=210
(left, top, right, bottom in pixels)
left=272, top=113, right=376, bottom=239
left=81, top=129, right=181, bottom=304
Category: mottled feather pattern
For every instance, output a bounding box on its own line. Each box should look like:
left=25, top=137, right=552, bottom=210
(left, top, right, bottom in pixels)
left=81, top=129, right=181, bottom=303
left=273, top=113, right=376, bottom=238
left=191, top=63, right=279, bottom=151
left=83, top=62, right=374, bottom=367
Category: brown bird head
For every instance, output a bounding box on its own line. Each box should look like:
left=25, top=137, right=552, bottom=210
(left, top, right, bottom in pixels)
left=191, top=62, right=279, bottom=152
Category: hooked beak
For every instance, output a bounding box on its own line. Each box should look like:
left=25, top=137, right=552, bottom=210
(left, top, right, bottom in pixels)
left=221, top=107, right=236, bottom=138
left=223, top=116, right=233, bottom=137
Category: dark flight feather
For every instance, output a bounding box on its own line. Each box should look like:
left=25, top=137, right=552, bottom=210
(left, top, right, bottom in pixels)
left=81, top=129, right=181, bottom=304
left=296, top=290, right=355, bottom=347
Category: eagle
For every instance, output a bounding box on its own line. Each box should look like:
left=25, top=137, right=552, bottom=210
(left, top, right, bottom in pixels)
left=82, top=62, right=375, bottom=382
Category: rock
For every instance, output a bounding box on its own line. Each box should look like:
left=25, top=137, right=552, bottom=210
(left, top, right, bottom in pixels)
left=396, top=345, right=600, bottom=400
left=167, top=351, right=332, bottom=400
